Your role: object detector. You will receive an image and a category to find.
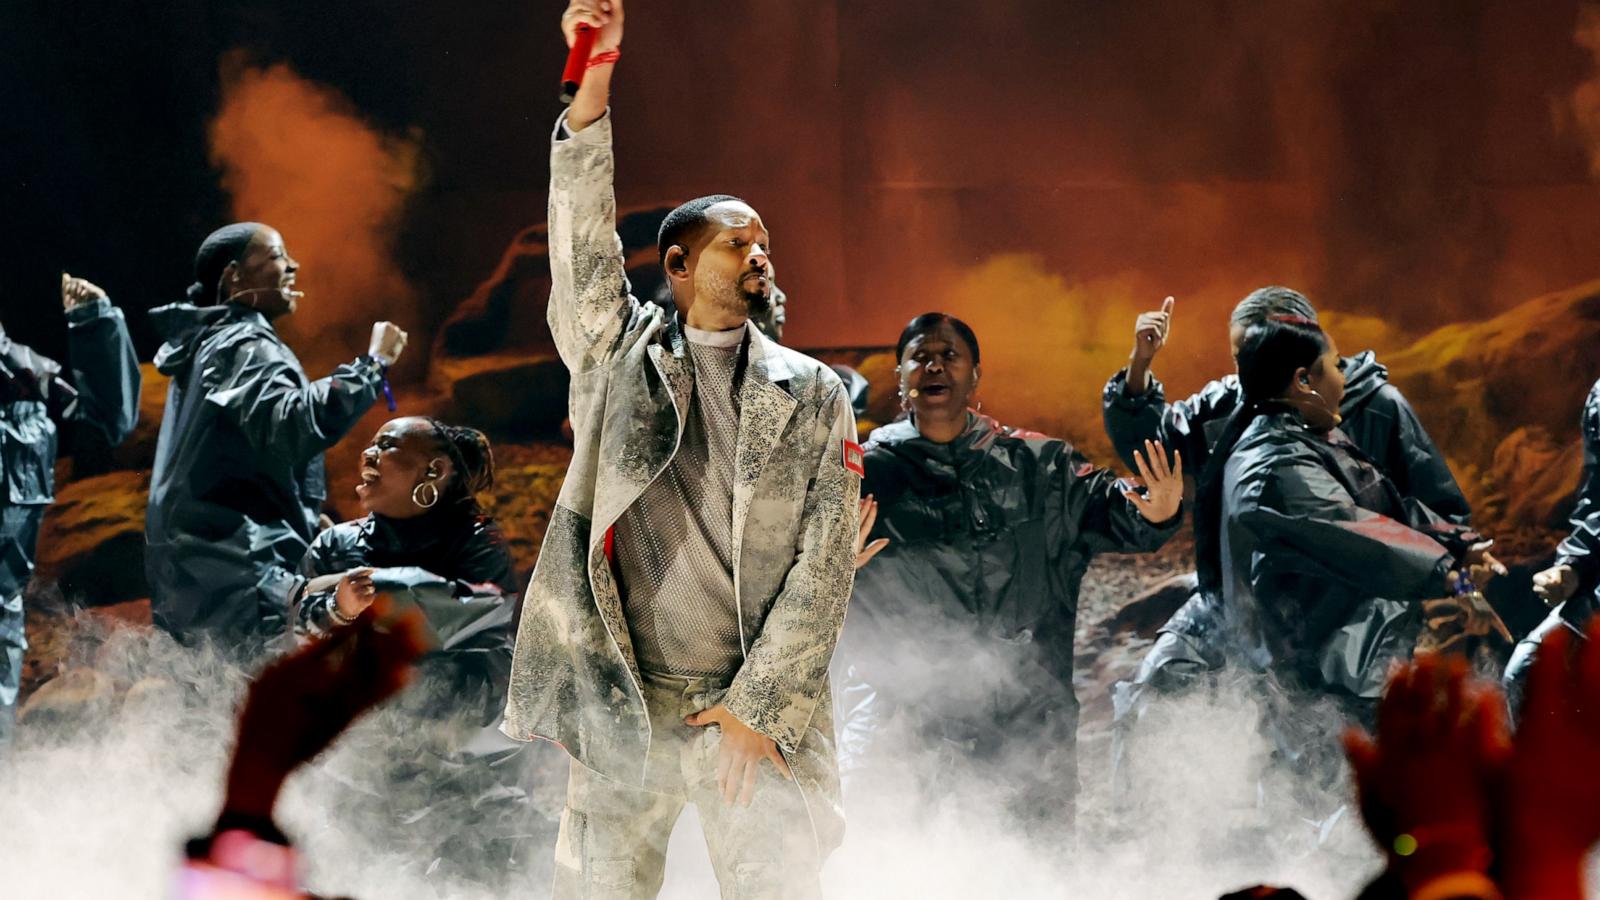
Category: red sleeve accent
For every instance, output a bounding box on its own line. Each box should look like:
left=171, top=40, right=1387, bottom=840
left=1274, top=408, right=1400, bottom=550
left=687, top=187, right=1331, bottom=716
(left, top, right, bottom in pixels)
left=842, top=440, right=866, bottom=477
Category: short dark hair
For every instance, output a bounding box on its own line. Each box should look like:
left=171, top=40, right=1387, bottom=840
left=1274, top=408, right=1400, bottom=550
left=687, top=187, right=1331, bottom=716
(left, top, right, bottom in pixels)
left=187, top=222, right=266, bottom=305
left=895, top=312, right=981, bottom=364
left=1230, top=286, right=1318, bottom=327
left=658, top=194, right=743, bottom=266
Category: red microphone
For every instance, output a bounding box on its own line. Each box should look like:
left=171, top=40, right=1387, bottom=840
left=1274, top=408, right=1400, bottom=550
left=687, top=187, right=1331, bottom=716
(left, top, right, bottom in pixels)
left=560, top=24, right=597, bottom=104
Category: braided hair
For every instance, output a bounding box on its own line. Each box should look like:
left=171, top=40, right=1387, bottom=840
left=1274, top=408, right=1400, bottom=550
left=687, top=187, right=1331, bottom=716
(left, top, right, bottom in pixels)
left=421, top=418, right=496, bottom=509
left=1229, top=285, right=1319, bottom=328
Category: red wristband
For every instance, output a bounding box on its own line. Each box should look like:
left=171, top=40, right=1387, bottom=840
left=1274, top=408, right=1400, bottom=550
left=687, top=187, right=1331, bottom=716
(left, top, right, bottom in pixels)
left=587, top=49, right=621, bottom=69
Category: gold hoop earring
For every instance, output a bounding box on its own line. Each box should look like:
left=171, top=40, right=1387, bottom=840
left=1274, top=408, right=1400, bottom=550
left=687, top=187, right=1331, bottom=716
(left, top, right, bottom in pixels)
left=412, top=480, right=440, bottom=509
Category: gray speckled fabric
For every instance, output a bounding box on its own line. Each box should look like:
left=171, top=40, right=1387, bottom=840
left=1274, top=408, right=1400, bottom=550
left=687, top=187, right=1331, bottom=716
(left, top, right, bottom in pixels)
left=502, top=111, right=860, bottom=838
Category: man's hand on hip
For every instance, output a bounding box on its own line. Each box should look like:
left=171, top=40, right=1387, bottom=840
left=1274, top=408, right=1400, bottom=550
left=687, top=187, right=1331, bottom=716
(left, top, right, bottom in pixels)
left=685, top=703, right=793, bottom=806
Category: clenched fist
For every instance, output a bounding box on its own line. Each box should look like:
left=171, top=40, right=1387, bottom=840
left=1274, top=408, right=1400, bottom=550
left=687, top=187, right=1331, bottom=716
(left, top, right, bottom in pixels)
left=61, top=272, right=108, bottom=310
left=368, top=321, right=408, bottom=367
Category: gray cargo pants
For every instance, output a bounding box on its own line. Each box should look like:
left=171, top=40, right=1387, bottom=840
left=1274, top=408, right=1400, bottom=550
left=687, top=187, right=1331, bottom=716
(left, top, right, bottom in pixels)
left=551, top=671, right=825, bottom=900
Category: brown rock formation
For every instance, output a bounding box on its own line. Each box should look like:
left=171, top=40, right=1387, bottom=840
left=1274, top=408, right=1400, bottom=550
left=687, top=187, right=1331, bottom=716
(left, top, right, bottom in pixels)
left=33, top=470, right=149, bottom=605
left=1384, top=278, right=1600, bottom=541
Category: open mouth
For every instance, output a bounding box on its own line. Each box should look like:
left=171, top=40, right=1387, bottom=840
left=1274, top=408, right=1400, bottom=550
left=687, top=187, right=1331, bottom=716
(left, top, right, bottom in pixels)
left=919, top=383, right=950, bottom=398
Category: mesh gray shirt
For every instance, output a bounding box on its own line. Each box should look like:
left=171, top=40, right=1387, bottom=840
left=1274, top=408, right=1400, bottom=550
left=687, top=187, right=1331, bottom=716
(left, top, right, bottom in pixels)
left=614, top=324, right=746, bottom=678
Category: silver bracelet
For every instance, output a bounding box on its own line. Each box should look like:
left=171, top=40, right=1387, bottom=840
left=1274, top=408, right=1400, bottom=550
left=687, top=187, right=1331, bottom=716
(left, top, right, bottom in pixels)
left=328, top=601, right=357, bottom=627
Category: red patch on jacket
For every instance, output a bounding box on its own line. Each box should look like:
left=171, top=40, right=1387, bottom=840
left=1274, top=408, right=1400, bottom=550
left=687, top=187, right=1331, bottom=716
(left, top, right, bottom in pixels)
left=842, top=440, right=865, bottom=477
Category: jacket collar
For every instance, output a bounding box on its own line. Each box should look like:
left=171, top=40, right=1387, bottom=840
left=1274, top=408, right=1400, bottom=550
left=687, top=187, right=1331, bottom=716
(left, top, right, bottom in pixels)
left=868, top=411, right=997, bottom=452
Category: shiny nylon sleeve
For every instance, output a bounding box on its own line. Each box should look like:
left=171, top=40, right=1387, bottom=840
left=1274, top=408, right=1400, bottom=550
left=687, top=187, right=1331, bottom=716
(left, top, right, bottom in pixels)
left=1556, top=380, right=1600, bottom=587
left=63, top=297, right=140, bottom=445
left=203, top=338, right=381, bottom=466
left=1238, top=443, right=1454, bottom=601
left=1102, top=369, right=1239, bottom=474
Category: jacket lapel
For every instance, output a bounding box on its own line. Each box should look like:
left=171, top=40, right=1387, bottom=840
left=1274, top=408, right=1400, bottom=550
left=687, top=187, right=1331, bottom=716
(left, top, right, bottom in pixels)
left=731, top=328, right=798, bottom=585
left=585, top=311, right=692, bottom=681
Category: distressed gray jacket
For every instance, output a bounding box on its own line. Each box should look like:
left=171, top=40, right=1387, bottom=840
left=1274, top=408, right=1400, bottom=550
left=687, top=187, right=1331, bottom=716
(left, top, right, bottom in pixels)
left=502, top=111, right=861, bottom=800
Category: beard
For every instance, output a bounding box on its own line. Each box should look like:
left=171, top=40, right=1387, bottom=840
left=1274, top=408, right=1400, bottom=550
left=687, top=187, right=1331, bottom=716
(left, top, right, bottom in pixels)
left=696, top=269, right=766, bottom=321
left=744, top=285, right=772, bottom=317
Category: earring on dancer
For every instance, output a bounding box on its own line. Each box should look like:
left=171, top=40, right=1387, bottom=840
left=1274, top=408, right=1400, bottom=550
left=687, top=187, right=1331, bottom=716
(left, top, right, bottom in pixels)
left=412, top=479, right=440, bottom=509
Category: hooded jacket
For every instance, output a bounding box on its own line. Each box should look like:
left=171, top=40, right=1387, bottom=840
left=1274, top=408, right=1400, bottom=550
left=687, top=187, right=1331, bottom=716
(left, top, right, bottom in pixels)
left=501, top=112, right=861, bottom=840
left=145, top=302, right=383, bottom=645
left=0, top=299, right=140, bottom=506
left=1218, top=409, right=1475, bottom=698
left=1103, top=350, right=1470, bottom=524
left=839, top=413, right=1178, bottom=789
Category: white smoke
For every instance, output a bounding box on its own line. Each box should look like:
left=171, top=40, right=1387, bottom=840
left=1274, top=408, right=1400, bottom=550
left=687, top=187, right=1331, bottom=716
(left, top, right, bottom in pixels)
left=2, top=549, right=1396, bottom=900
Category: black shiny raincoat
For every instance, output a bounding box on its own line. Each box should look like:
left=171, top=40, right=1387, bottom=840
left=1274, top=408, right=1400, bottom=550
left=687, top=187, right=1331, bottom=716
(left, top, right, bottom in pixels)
left=145, top=302, right=383, bottom=647
left=1102, top=351, right=1469, bottom=663
left=295, top=507, right=519, bottom=727
left=1550, top=379, right=1600, bottom=604
left=0, top=299, right=139, bottom=721
left=836, top=413, right=1178, bottom=817
left=1506, top=378, right=1600, bottom=703
left=1218, top=410, right=1475, bottom=699
left=294, top=508, right=542, bottom=884
left=1, top=299, right=141, bottom=507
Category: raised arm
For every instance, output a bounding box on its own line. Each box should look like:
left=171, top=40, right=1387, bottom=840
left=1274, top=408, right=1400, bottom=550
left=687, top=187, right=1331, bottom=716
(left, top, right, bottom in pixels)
left=1103, top=369, right=1241, bottom=477
left=205, top=335, right=388, bottom=466
left=60, top=273, right=140, bottom=445
left=546, top=0, right=636, bottom=374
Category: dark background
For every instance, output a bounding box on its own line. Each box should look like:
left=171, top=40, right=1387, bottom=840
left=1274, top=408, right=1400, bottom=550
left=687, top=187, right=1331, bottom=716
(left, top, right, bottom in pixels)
left=11, top=0, right=1600, bottom=695
left=4, top=0, right=1600, bottom=468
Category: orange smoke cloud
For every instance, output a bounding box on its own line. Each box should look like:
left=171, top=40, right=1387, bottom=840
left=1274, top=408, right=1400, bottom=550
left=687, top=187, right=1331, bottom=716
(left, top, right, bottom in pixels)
left=1563, top=4, right=1600, bottom=178
left=932, top=256, right=1210, bottom=463
left=207, top=55, right=423, bottom=375
left=922, top=251, right=1424, bottom=470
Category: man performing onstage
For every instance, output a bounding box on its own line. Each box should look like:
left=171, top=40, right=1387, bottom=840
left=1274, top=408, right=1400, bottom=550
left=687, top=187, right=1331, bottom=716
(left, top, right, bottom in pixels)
left=0, top=274, right=140, bottom=742
left=1507, top=376, right=1600, bottom=706
left=502, top=3, right=862, bottom=897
